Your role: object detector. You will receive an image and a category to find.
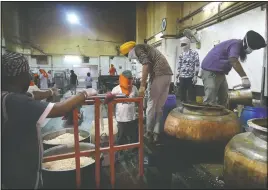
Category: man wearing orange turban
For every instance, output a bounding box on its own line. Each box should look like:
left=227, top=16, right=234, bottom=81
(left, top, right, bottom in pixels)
left=111, top=70, right=139, bottom=151
left=120, top=41, right=173, bottom=143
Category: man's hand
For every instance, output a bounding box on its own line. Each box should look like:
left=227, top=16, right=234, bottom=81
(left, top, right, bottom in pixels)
left=229, top=57, right=247, bottom=78
left=104, top=92, right=116, bottom=104
left=83, top=88, right=98, bottom=98
left=241, top=76, right=251, bottom=88
left=176, top=73, right=180, bottom=83
left=51, top=87, right=59, bottom=96
left=139, top=86, right=146, bottom=97
left=192, top=76, right=197, bottom=85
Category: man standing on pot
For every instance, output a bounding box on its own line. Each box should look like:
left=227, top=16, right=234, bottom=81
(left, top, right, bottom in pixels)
left=176, top=38, right=200, bottom=103
left=119, top=41, right=173, bottom=143
left=201, top=30, right=266, bottom=107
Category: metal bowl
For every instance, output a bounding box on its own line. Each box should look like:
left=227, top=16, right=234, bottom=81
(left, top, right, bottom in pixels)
left=42, top=143, right=103, bottom=189
left=42, top=128, right=90, bottom=150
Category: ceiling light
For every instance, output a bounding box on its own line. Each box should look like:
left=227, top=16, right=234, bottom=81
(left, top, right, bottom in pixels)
left=67, top=13, right=79, bottom=24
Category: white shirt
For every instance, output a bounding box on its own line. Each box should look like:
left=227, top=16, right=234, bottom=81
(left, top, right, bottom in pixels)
left=111, top=85, right=138, bottom=122
left=48, top=73, right=53, bottom=83
left=85, top=76, right=93, bottom=87
left=39, top=74, right=48, bottom=89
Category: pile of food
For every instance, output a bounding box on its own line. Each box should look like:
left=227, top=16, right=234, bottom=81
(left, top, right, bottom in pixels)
left=224, top=145, right=267, bottom=188
left=43, top=133, right=85, bottom=145
left=43, top=157, right=95, bottom=171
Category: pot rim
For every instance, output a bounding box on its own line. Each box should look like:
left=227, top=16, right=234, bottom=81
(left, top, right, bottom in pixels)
left=42, top=128, right=90, bottom=145
left=42, top=143, right=103, bottom=172
left=182, top=102, right=225, bottom=111
left=247, top=118, right=267, bottom=132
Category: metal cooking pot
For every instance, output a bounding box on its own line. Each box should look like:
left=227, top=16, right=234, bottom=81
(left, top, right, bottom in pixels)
left=224, top=118, right=267, bottom=188
left=42, top=128, right=90, bottom=150
left=228, top=87, right=253, bottom=109
left=151, top=103, right=241, bottom=170
left=42, top=143, right=103, bottom=189
left=164, top=102, right=240, bottom=142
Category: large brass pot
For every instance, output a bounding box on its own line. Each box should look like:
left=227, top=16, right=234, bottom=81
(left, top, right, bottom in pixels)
left=224, top=118, right=267, bottom=189
left=164, top=103, right=240, bottom=142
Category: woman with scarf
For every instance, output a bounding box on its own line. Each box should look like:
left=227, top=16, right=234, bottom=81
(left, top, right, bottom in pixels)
left=111, top=70, right=139, bottom=155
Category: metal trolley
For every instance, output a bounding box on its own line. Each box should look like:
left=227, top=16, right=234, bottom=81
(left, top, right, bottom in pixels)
left=43, top=95, right=144, bottom=189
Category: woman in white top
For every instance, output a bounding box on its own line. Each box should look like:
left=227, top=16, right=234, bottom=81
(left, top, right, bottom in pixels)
left=85, top=72, right=93, bottom=89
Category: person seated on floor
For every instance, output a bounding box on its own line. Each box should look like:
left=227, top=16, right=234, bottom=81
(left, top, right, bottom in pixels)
left=111, top=70, right=139, bottom=159
left=1, top=51, right=97, bottom=189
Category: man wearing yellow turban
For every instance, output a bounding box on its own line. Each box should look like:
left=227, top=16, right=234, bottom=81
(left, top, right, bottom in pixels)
left=120, top=41, right=173, bottom=143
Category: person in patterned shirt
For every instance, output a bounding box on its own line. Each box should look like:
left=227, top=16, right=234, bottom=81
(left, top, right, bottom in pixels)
left=176, top=38, right=200, bottom=102
left=120, top=41, right=173, bottom=143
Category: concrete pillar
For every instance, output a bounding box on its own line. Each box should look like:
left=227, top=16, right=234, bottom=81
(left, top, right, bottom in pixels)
left=136, top=2, right=147, bottom=44
left=164, top=3, right=183, bottom=36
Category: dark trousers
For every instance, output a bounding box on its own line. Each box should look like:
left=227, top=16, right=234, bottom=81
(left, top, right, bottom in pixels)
left=117, top=119, right=138, bottom=146
left=178, top=77, right=196, bottom=102
left=86, top=85, right=92, bottom=89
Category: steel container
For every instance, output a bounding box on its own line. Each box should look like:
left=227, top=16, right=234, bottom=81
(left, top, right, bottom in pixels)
left=224, top=118, right=267, bottom=188
left=228, top=88, right=253, bottom=108
left=42, top=128, right=90, bottom=150
left=42, top=143, right=103, bottom=189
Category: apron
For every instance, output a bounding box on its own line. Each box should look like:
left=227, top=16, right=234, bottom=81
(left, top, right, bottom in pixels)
left=1, top=92, right=43, bottom=189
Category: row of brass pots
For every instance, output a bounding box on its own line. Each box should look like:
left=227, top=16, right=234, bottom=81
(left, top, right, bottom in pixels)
left=164, top=102, right=267, bottom=189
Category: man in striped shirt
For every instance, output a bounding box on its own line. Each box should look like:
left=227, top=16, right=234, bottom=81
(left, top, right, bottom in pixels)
left=120, top=41, right=173, bottom=143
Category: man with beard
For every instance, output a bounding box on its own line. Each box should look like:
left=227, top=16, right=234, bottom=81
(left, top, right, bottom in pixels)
left=119, top=41, right=173, bottom=143
left=201, top=30, right=266, bottom=107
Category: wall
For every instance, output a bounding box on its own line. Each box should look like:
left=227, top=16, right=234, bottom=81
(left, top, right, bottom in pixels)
left=154, top=39, right=180, bottom=82
left=136, top=2, right=252, bottom=43
left=2, top=2, right=136, bottom=56
left=136, top=2, right=182, bottom=44
left=174, top=7, right=266, bottom=93
left=136, top=2, right=147, bottom=44
left=29, top=55, right=99, bottom=77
